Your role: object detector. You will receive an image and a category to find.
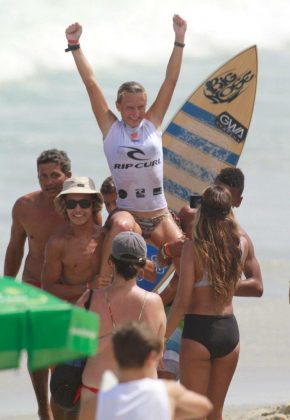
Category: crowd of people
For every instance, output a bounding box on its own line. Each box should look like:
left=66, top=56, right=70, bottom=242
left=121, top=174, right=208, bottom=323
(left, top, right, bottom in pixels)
left=3, top=13, right=263, bottom=420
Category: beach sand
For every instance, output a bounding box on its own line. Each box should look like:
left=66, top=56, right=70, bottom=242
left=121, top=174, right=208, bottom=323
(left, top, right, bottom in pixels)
left=1, top=363, right=289, bottom=419
left=224, top=404, right=290, bottom=419
left=1, top=404, right=290, bottom=420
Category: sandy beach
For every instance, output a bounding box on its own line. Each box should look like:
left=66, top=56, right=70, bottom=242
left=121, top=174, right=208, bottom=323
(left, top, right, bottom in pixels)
left=1, top=358, right=289, bottom=419
left=1, top=404, right=290, bottom=420
left=224, top=404, right=290, bottom=420
left=1, top=1, right=290, bottom=420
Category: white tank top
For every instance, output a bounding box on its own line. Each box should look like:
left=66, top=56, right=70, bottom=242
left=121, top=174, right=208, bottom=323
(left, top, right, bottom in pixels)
left=96, top=378, right=171, bottom=420
left=103, top=119, right=167, bottom=212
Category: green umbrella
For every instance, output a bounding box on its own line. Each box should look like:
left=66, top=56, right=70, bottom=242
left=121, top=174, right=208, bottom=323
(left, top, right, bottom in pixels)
left=0, top=276, right=99, bottom=371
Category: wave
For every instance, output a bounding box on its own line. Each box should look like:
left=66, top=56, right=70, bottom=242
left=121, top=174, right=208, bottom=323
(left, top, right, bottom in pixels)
left=1, top=0, right=290, bottom=83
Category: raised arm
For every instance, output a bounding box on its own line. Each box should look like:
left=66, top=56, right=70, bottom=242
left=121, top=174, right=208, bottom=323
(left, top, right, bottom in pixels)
left=165, top=239, right=194, bottom=339
left=4, top=200, right=27, bottom=277
left=65, top=22, right=116, bottom=137
left=235, top=233, right=263, bottom=297
left=147, top=14, right=187, bottom=128
left=42, top=236, right=85, bottom=302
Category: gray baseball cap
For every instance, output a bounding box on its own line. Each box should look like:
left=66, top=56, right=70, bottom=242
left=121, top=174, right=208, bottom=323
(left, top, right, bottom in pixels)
left=111, top=232, right=147, bottom=262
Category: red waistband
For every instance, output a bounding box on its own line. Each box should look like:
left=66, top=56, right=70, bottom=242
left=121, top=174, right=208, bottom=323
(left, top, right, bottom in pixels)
left=82, top=383, right=100, bottom=394
left=73, top=383, right=100, bottom=404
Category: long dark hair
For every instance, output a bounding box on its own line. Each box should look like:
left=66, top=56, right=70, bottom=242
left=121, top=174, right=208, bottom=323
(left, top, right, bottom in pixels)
left=193, top=185, right=242, bottom=307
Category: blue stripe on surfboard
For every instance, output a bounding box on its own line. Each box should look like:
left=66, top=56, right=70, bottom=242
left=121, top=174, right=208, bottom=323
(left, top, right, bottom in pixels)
left=164, top=177, right=194, bottom=202
left=165, top=122, right=239, bottom=166
left=182, top=102, right=216, bottom=126
left=163, top=147, right=217, bottom=185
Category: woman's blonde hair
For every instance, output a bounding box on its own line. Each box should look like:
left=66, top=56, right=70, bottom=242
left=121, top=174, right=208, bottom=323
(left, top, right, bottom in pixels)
left=54, top=194, right=103, bottom=221
left=116, top=81, right=147, bottom=103
left=193, top=185, right=242, bottom=308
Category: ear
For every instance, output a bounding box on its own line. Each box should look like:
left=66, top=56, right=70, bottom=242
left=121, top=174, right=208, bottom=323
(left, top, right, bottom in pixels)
left=116, top=101, right=121, bottom=112
left=145, top=350, right=159, bottom=366
left=65, top=171, right=72, bottom=179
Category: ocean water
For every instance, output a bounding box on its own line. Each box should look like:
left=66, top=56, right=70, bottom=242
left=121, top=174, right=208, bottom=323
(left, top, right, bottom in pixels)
left=0, top=0, right=290, bottom=416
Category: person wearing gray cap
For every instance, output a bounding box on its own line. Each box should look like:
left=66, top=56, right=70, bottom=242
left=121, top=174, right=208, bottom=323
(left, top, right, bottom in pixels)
left=76, top=231, right=167, bottom=420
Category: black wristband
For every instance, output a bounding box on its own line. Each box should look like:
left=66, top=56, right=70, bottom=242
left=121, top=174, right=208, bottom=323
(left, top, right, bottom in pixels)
left=65, top=44, right=80, bottom=52
left=174, top=41, right=185, bottom=48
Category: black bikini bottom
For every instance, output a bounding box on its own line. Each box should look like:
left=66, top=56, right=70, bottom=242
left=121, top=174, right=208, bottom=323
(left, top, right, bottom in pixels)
left=182, top=313, right=239, bottom=359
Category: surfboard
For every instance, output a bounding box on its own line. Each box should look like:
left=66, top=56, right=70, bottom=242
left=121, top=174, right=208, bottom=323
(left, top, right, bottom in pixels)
left=163, top=45, right=258, bottom=212
left=139, top=46, right=257, bottom=291
left=137, top=243, right=174, bottom=292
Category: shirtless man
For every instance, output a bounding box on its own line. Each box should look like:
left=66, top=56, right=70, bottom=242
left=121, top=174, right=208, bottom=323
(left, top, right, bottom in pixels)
left=4, top=149, right=72, bottom=420
left=42, top=176, right=105, bottom=303
left=42, top=176, right=104, bottom=420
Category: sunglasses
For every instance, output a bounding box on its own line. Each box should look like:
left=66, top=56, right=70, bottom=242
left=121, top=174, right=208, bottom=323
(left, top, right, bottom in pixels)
left=65, top=199, right=92, bottom=210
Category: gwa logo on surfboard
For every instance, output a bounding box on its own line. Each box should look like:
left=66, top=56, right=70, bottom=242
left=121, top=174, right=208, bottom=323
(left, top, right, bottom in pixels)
left=203, top=69, right=255, bottom=104
left=215, top=112, right=247, bottom=143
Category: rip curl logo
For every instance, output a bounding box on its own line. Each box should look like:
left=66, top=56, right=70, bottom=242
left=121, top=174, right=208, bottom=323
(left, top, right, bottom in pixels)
left=203, top=70, right=255, bottom=104
left=120, top=146, right=148, bottom=161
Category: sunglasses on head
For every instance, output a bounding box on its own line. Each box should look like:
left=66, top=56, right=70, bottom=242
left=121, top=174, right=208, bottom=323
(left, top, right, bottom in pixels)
left=65, top=198, right=92, bottom=209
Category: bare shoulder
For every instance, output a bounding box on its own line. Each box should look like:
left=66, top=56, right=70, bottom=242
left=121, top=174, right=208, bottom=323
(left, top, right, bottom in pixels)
left=238, top=226, right=254, bottom=250
left=146, top=291, right=163, bottom=306
left=238, top=223, right=248, bottom=238
left=46, top=225, right=70, bottom=249
left=13, top=191, right=41, bottom=213
left=95, top=225, right=106, bottom=240
left=163, top=379, right=186, bottom=401
left=163, top=379, right=213, bottom=416
left=14, top=190, right=42, bottom=206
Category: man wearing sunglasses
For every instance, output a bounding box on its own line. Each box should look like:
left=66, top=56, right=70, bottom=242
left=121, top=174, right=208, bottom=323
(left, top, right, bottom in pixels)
left=41, top=177, right=104, bottom=419
left=4, top=149, right=72, bottom=420
left=42, top=176, right=105, bottom=304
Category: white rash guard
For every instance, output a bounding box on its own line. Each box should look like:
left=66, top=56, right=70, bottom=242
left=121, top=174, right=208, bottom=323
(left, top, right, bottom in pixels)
left=103, top=119, right=167, bottom=212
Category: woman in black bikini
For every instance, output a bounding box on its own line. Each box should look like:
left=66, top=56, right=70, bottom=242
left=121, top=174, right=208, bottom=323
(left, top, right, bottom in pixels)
left=77, top=231, right=166, bottom=420
left=165, top=185, right=244, bottom=420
